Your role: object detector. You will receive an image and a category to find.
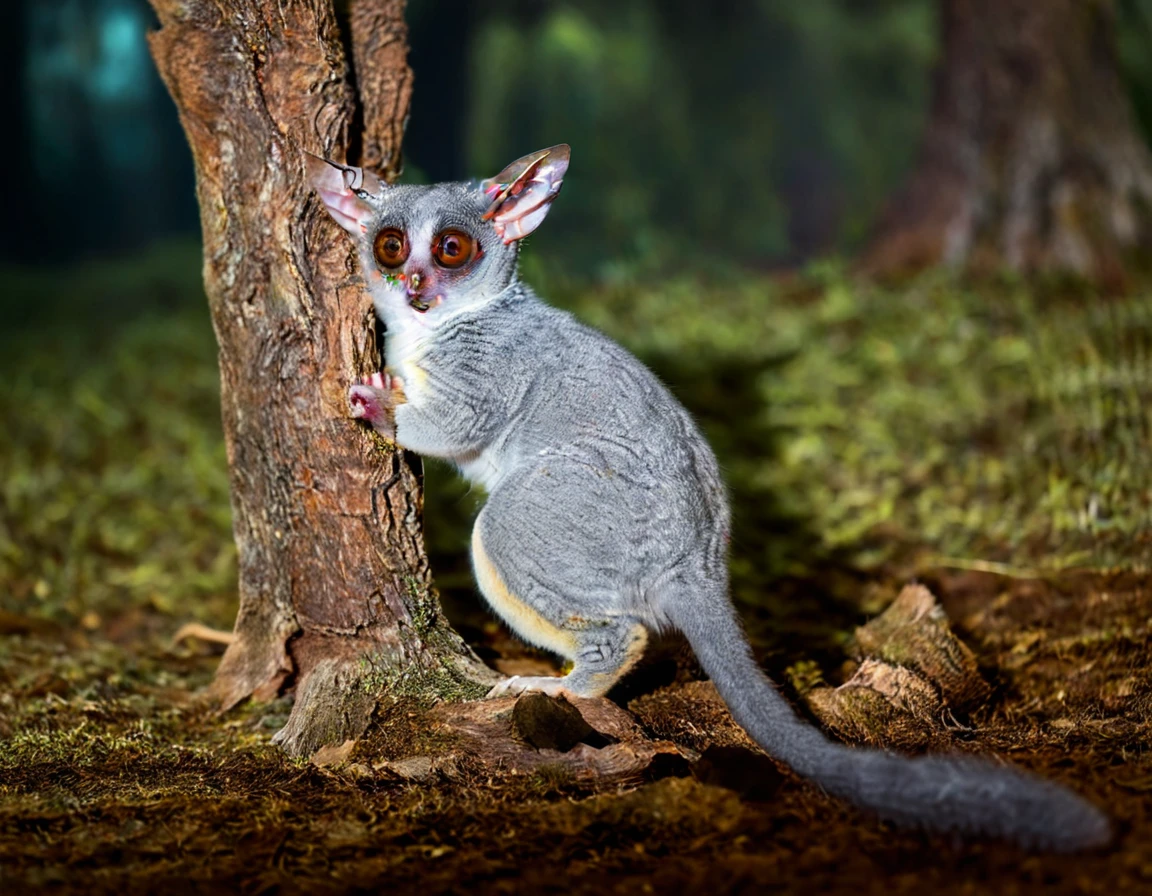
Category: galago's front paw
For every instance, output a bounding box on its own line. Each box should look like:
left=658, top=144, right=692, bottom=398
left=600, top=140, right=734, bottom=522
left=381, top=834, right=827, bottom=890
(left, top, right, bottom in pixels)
left=348, top=382, right=389, bottom=424
left=348, top=372, right=402, bottom=438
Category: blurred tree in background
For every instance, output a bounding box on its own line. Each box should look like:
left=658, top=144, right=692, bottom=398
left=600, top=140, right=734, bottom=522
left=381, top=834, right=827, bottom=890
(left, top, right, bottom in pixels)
left=868, top=0, right=1152, bottom=285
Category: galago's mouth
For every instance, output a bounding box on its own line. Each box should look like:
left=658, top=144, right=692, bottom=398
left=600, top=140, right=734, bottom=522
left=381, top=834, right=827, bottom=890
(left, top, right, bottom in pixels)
left=409, top=294, right=445, bottom=314
left=406, top=270, right=431, bottom=312
left=380, top=271, right=430, bottom=312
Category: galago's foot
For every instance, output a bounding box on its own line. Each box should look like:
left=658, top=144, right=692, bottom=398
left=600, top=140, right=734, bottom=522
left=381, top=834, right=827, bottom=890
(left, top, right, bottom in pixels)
left=487, top=675, right=574, bottom=699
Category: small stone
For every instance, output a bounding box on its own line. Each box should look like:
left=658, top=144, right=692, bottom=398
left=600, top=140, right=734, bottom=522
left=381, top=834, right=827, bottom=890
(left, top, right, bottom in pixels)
left=384, top=755, right=436, bottom=780
left=512, top=692, right=610, bottom=752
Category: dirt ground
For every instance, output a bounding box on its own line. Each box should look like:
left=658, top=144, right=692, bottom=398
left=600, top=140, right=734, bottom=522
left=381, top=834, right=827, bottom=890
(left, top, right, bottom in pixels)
left=1, top=567, right=1149, bottom=895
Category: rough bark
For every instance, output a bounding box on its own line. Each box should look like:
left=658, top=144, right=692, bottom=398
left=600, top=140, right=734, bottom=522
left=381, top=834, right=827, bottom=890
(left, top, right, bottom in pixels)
left=865, top=0, right=1152, bottom=287
left=147, top=0, right=494, bottom=758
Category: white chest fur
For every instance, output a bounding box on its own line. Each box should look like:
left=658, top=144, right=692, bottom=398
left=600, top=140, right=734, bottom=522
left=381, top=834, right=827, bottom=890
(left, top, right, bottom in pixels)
left=380, top=304, right=434, bottom=399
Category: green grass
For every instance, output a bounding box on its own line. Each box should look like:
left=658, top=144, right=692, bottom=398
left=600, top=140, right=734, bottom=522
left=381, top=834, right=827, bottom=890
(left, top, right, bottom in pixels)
left=0, top=242, right=235, bottom=628
left=2, top=243, right=1149, bottom=636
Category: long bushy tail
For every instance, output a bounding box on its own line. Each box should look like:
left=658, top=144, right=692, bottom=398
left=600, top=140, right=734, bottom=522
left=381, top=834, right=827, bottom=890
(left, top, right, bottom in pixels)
left=670, top=600, right=1111, bottom=851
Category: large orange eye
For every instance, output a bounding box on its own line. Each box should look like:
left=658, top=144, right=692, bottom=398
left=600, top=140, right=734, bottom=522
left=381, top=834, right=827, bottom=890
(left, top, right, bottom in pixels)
left=373, top=228, right=408, bottom=268
left=432, top=230, right=477, bottom=269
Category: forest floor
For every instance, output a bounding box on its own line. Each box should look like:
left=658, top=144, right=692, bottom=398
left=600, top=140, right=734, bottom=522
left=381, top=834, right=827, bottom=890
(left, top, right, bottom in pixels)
left=1, top=243, right=1150, bottom=894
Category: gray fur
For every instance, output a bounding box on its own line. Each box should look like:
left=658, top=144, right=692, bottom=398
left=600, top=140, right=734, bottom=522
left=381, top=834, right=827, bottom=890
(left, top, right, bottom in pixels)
left=314, top=150, right=1111, bottom=850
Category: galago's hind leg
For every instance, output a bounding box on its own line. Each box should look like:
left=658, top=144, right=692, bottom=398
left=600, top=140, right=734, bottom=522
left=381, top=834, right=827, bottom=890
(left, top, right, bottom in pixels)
left=471, top=516, right=649, bottom=698
left=488, top=617, right=650, bottom=698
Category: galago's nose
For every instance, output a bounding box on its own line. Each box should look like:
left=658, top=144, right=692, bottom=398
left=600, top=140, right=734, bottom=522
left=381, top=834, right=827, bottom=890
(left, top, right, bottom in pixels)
left=406, top=269, right=425, bottom=296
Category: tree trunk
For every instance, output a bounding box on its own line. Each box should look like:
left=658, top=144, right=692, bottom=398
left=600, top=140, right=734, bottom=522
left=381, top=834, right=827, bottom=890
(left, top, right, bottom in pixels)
left=147, top=0, right=495, bottom=759
left=865, top=0, right=1152, bottom=287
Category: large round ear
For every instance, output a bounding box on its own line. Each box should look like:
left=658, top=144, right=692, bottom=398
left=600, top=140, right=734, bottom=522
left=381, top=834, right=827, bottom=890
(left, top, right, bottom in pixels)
left=305, top=152, right=383, bottom=235
left=479, top=144, right=570, bottom=244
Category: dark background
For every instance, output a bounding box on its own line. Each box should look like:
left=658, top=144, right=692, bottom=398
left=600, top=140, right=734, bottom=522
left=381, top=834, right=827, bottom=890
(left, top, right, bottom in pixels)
left=7, top=0, right=1152, bottom=274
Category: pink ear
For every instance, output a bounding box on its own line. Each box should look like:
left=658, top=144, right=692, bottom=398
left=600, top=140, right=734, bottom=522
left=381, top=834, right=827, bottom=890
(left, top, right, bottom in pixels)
left=305, top=152, right=382, bottom=235
left=480, top=145, right=570, bottom=243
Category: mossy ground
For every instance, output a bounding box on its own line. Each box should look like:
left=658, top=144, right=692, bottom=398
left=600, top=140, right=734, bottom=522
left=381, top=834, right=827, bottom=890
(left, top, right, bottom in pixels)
left=1, top=243, right=1150, bottom=893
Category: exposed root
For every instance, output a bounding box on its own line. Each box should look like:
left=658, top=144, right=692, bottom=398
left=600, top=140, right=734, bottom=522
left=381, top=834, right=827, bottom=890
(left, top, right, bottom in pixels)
left=170, top=622, right=236, bottom=648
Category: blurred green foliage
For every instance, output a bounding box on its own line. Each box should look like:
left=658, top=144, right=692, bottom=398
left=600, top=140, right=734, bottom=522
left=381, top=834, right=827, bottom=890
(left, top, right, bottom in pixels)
left=429, top=0, right=1152, bottom=278
left=460, top=0, right=936, bottom=277
left=540, top=264, right=1152, bottom=583
left=1120, top=0, right=1152, bottom=137
left=0, top=244, right=236, bottom=629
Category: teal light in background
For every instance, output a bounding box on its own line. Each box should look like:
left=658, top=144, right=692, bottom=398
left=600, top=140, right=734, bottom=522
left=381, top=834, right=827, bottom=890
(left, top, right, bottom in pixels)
left=91, top=2, right=152, bottom=104
left=19, top=0, right=197, bottom=260
left=28, top=0, right=157, bottom=177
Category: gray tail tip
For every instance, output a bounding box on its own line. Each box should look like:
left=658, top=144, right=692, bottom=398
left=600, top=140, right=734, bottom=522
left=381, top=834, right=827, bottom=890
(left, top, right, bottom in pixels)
left=1046, top=773, right=1115, bottom=852
left=1054, top=804, right=1113, bottom=852
left=877, top=758, right=1115, bottom=852
left=1011, top=790, right=1113, bottom=853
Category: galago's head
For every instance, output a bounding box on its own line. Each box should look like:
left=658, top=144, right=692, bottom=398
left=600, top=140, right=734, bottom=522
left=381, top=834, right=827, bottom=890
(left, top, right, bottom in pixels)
left=308, top=145, right=570, bottom=321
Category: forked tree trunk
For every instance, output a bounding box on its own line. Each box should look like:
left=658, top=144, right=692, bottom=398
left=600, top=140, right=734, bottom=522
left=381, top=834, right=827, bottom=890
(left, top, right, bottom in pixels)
left=865, top=0, right=1152, bottom=286
left=148, top=0, right=494, bottom=758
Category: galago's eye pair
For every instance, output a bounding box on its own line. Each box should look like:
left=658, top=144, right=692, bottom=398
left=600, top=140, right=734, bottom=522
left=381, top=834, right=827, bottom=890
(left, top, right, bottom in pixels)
left=373, top=229, right=479, bottom=270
